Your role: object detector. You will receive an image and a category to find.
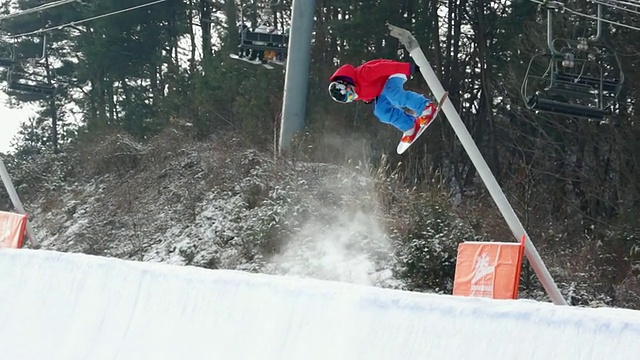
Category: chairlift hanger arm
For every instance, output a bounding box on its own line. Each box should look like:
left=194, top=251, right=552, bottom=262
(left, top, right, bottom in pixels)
left=546, top=6, right=565, bottom=56
left=592, top=3, right=603, bottom=41
left=545, top=2, right=603, bottom=55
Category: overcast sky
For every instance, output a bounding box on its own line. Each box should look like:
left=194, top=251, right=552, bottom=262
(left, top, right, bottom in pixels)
left=0, top=93, right=36, bottom=153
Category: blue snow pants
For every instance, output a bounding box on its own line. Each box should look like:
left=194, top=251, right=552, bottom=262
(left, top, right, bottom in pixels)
left=373, top=76, right=430, bottom=132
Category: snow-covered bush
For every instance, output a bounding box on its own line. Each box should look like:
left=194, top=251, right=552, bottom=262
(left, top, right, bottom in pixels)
left=4, top=148, right=74, bottom=198
left=390, top=190, right=487, bottom=293
left=21, top=130, right=487, bottom=295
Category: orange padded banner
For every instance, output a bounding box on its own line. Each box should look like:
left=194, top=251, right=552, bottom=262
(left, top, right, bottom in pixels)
left=453, top=238, right=525, bottom=300
left=0, top=211, right=28, bottom=249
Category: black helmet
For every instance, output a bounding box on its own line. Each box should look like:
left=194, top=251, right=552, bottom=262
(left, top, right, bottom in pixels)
left=328, top=80, right=356, bottom=103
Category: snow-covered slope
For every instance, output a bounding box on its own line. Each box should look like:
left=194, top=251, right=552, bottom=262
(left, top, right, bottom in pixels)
left=1, top=249, right=640, bottom=360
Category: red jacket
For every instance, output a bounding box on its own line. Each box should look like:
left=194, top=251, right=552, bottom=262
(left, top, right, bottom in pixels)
left=329, top=59, right=412, bottom=102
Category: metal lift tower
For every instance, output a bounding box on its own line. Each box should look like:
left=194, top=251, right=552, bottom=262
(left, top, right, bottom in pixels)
left=278, top=0, right=315, bottom=154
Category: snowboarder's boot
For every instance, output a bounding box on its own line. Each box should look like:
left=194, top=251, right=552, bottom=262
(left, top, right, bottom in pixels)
left=417, top=102, right=437, bottom=126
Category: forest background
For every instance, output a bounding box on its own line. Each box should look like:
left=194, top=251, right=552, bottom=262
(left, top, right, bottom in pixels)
left=1, top=0, right=639, bottom=309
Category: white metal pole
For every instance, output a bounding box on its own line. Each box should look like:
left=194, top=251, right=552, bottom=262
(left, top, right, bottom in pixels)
left=388, top=24, right=567, bottom=305
left=0, top=156, right=38, bottom=247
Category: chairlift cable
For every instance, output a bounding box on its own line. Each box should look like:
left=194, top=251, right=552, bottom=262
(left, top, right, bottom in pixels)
left=4, top=0, right=168, bottom=39
left=562, top=5, right=640, bottom=31
left=0, top=0, right=80, bottom=21
left=592, top=0, right=640, bottom=15
left=528, top=0, right=640, bottom=32
left=599, top=0, right=640, bottom=8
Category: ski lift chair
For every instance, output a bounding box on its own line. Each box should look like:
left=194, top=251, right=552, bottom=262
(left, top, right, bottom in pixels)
left=235, top=0, right=288, bottom=64
left=8, top=80, right=55, bottom=97
left=239, top=28, right=288, bottom=63
left=522, top=48, right=622, bottom=120
left=523, top=2, right=624, bottom=120
left=526, top=93, right=611, bottom=119
left=6, top=69, right=55, bottom=98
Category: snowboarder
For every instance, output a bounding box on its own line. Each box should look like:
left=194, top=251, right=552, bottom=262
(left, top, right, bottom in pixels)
left=328, top=59, right=437, bottom=143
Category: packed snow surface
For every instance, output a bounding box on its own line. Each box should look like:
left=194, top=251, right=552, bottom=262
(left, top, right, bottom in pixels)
left=1, top=249, right=640, bottom=359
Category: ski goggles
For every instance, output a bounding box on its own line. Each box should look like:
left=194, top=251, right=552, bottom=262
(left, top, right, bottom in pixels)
left=329, top=81, right=358, bottom=104
left=343, top=84, right=357, bottom=103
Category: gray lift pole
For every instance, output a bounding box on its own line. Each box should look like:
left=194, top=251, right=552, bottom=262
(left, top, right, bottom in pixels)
left=278, top=0, right=315, bottom=154
left=388, top=24, right=568, bottom=305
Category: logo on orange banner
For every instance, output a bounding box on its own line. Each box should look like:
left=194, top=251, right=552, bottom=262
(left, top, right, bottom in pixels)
left=453, top=238, right=525, bottom=300
left=0, top=211, right=28, bottom=249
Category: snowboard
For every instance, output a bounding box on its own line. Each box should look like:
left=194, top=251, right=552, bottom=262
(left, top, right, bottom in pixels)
left=229, top=54, right=274, bottom=69
left=396, top=91, right=449, bottom=154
